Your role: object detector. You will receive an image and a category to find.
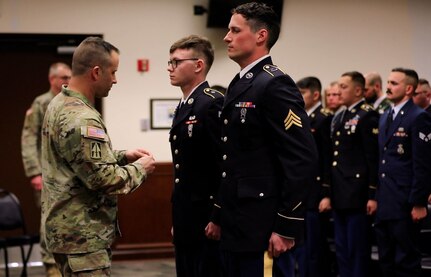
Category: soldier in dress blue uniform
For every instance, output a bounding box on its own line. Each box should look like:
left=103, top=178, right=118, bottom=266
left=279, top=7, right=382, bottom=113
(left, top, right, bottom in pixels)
left=375, top=68, right=431, bottom=277
left=330, top=71, right=379, bottom=277
left=168, top=35, right=224, bottom=277
left=413, top=78, right=431, bottom=113
left=282, top=76, right=334, bottom=277
left=219, top=3, right=318, bottom=277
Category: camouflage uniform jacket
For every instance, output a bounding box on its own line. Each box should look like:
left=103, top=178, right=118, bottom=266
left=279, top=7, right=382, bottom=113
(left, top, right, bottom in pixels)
left=41, top=87, right=147, bottom=254
left=21, top=91, right=55, bottom=177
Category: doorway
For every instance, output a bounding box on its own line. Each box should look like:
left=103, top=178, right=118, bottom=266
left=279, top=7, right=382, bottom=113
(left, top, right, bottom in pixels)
left=0, top=33, right=102, bottom=234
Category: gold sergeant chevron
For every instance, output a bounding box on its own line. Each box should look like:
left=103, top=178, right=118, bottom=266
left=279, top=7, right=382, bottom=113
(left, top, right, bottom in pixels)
left=284, top=109, right=302, bottom=130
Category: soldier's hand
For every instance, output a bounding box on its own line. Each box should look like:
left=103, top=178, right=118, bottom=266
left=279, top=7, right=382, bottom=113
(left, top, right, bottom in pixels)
left=267, top=232, right=295, bottom=258
left=205, top=222, right=221, bottom=240
left=318, top=197, right=331, bottom=213
left=30, top=175, right=43, bottom=191
left=411, top=206, right=427, bottom=222
left=366, top=200, right=377, bottom=215
left=125, top=148, right=153, bottom=163
left=137, top=154, right=156, bottom=174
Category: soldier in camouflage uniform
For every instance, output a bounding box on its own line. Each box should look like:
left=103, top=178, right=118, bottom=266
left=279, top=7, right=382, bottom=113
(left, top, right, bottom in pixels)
left=41, top=37, right=156, bottom=277
left=21, top=62, right=71, bottom=277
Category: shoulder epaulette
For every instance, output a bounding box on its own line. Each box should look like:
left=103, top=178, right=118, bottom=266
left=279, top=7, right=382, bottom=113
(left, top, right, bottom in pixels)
left=203, top=88, right=224, bottom=98
left=320, top=108, right=333, bottom=116
left=263, top=64, right=285, bottom=76
left=360, top=103, right=373, bottom=112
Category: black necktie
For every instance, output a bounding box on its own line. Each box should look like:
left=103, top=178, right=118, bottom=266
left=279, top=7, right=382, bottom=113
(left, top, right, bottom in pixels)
left=331, top=108, right=346, bottom=135
left=385, top=109, right=394, bottom=134
left=227, top=73, right=240, bottom=95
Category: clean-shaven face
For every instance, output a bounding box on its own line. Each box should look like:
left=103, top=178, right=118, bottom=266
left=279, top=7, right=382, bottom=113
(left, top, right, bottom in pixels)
left=224, top=13, right=258, bottom=66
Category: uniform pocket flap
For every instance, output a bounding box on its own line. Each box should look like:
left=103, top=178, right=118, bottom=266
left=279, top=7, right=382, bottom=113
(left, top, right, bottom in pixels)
left=68, top=249, right=111, bottom=272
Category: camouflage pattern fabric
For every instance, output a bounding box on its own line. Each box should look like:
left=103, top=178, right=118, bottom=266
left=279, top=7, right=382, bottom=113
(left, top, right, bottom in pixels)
left=21, top=91, right=54, bottom=178
left=54, top=249, right=111, bottom=276
left=21, top=91, right=58, bottom=266
left=41, top=87, right=147, bottom=254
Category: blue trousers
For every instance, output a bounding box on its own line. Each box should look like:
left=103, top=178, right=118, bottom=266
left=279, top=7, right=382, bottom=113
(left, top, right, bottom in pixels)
left=374, top=218, right=421, bottom=277
left=333, top=210, right=369, bottom=277
left=274, top=211, right=333, bottom=277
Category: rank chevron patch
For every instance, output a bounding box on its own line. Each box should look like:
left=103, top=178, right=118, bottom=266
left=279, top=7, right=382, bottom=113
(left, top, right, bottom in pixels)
left=284, top=110, right=303, bottom=130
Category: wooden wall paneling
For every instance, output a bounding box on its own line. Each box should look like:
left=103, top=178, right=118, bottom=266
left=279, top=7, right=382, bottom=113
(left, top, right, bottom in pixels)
left=113, top=162, right=174, bottom=259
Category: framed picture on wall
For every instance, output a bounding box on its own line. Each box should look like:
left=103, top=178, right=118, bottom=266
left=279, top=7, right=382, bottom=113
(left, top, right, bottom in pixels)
left=150, top=98, right=179, bottom=129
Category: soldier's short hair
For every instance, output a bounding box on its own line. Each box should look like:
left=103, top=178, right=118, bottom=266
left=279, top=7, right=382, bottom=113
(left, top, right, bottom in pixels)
left=170, top=35, right=214, bottom=74
left=392, top=68, right=419, bottom=91
left=296, top=76, right=322, bottom=94
left=418, top=78, right=429, bottom=86
left=342, top=71, right=365, bottom=90
left=48, top=62, right=71, bottom=77
left=232, top=2, right=280, bottom=50
left=366, top=72, right=382, bottom=87
left=72, top=37, right=119, bottom=76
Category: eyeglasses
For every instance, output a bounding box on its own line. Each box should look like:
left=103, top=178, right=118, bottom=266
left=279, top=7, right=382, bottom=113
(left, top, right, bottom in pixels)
left=167, top=58, right=198, bottom=69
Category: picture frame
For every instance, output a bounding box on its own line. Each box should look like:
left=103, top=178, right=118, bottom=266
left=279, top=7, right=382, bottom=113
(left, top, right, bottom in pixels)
left=150, top=98, right=179, bottom=129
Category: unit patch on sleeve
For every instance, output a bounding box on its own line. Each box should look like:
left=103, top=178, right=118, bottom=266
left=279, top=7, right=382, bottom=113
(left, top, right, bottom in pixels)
left=90, top=142, right=102, bottom=159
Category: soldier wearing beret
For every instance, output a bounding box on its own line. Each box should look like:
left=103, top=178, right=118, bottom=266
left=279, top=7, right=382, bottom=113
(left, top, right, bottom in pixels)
left=41, top=37, right=156, bottom=276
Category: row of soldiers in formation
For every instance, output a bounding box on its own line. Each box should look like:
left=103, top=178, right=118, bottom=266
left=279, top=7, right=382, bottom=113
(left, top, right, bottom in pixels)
left=19, top=4, right=431, bottom=276
left=20, top=55, right=431, bottom=277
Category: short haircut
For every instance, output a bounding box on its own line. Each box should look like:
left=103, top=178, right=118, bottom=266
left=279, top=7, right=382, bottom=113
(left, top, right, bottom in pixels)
left=366, top=72, right=382, bottom=87
left=391, top=67, right=419, bottom=91
left=232, top=2, right=280, bottom=50
left=296, top=76, right=322, bottom=93
left=48, top=62, right=71, bottom=77
left=72, top=37, right=119, bottom=76
left=342, top=71, right=365, bottom=90
left=418, top=78, right=429, bottom=86
left=169, top=35, right=214, bottom=74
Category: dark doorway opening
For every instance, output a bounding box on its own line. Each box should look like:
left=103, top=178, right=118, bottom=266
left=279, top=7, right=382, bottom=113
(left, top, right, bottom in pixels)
left=0, top=33, right=103, bottom=234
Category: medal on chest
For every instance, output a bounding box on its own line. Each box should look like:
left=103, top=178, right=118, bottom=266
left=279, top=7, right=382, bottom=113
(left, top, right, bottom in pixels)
left=240, top=108, right=247, bottom=123
left=397, top=144, right=404, bottom=155
left=344, top=114, right=359, bottom=134
left=185, top=115, right=197, bottom=138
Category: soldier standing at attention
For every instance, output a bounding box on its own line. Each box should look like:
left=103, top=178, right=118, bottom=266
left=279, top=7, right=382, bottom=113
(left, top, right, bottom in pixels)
left=364, top=72, right=391, bottom=115
left=330, top=71, right=379, bottom=277
left=41, top=37, right=156, bottom=276
left=375, top=68, right=431, bottom=277
left=168, top=35, right=224, bottom=277
left=21, top=62, right=71, bottom=277
left=413, top=78, right=431, bottom=113
left=283, top=76, right=333, bottom=277
left=219, top=2, right=318, bottom=276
